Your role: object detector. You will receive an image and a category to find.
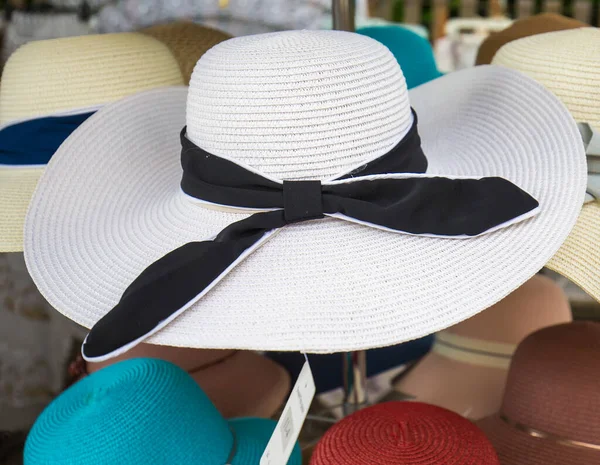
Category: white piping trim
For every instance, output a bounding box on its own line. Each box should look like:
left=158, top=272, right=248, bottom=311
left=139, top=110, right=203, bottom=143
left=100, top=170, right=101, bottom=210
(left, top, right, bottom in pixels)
left=81, top=228, right=283, bottom=362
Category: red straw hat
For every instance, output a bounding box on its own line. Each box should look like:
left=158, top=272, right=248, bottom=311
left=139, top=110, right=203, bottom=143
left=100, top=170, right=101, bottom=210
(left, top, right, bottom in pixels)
left=310, top=402, right=499, bottom=465
left=478, top=322, right=600, bottom=465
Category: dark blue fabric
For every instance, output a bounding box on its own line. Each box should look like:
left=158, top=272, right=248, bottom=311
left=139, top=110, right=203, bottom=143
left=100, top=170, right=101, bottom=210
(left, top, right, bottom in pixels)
left=266, top=336, right=434, bottom=394
left=0, top=112, right=94, bottom=165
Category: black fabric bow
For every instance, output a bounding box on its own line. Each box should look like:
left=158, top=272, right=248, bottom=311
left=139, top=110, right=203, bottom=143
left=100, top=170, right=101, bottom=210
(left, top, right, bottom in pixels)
left=82, top=112, right=539, bottom=361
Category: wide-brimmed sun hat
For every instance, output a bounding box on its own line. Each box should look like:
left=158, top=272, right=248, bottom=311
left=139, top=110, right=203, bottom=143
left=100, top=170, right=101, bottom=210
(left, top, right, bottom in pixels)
left=24, top=358, right=302, bottom=465
left=24, top=30, right=586, bottom=361
left=475, top=13, right=588, bottom=65
left=83, top=346, right=291, bottom=419
left=310, top=401, right=500, bottom=464
left=492, top=28, right=600, bottom=303
left=0, top=32, right=183, bottom=252
left=392, top=275, right=572, bottom=420
left=478, top=322, right=600, bottom=465
left=140, top=21, right=232, bottom=85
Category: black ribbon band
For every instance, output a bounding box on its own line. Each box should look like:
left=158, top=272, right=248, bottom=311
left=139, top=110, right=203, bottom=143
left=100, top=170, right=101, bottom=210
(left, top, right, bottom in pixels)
left=82, top=111, right=540, bottom=361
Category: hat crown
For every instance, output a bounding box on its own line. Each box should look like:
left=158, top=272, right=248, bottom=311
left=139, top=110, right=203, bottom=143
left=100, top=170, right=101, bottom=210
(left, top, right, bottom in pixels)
left=186, top=30, right=413, bottom=181
left=310, top=402, right=499, bottom=464
left=447, top=276, right=571, bottom=344
left=24, top=358, right=233, bottom=464
left=0, top=33, right=183, bottom=124
left=501, top=322, right=600, bottom=442
left=492, top=28, right=600, bottom=130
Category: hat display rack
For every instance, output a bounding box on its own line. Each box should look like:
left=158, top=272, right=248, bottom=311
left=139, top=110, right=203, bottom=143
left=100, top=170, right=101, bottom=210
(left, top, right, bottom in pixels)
left=331, top=0, right=362, bottom=420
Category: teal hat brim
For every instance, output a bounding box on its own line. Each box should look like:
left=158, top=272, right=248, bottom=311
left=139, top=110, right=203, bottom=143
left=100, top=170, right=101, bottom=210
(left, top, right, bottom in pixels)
left=228, top=418, right=302, bottom=465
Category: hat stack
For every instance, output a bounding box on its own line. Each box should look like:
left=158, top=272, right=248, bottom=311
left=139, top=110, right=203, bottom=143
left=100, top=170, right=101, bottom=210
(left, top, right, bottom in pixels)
left=4, top=23, right=596, bottom=465
left=393, top=275, right=572, bottom=420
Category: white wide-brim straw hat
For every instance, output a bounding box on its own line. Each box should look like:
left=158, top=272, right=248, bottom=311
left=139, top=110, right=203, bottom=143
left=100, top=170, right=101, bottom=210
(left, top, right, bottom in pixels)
left=24, top=31, right=586, bottom=357
left=492, top=28, right=600, bottom=302
left=0, top=32, right=183, bottom=252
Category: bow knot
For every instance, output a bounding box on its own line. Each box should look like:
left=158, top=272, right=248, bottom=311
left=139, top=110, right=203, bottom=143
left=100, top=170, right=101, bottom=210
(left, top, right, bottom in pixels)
left=283, top=180, right=324, bottom=223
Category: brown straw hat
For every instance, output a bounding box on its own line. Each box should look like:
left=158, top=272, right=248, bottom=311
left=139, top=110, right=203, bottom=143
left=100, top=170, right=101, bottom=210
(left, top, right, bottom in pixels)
left=478, top=321, right=600, bottom=464
left=140, top=22, right=232, bottom=85
left=78, top=345, right=290, bottom=419
left=393, top=275, right=572, bottom=420
left=475, top=13, right=588, bottom=65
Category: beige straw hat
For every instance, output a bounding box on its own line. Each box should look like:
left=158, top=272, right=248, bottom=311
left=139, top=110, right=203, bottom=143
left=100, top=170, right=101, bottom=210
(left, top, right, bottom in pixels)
left=140, top=22, right=232, bottom=85
left=492, top=28, right=600, bottom=303
left=392, top=275, right=572, bottom=421
left=475, top=13, right=588, bottom=66
left=0, top=32, right=183, bottom=252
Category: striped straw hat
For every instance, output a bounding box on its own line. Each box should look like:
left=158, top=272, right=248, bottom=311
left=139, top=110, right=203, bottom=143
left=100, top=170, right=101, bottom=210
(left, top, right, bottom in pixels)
left=310, top=401, right=500, bottom=464
left=492, top=28, right=600, bottom=303
left=140, top=22, right=232, bottom=85
left=393, top=275, right=572, bottom=420
left=0, top=32, right=183, bottom=252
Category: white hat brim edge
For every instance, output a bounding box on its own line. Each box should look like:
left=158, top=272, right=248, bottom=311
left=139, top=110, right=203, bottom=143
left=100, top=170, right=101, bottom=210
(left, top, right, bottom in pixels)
left=23, top=68, right=586, bottom=353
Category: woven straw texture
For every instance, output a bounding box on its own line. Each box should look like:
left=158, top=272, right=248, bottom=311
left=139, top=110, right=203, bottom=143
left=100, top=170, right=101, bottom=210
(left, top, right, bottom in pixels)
left=478, top=322, right=600, bottom=465
left=393, top=275, right=572, bottom=420
left=0, top=32, right=184, bottom=253
left=475, top=13, right=587, bottom=65
left=310, top=402, right=500, bottom=464
left=141, top=22, right=232, bottom=85
left=0, top=168, right=40, bottom=252
left=24, top=31, right=586, bottom=353
left=493, top=28, right=600, bottom=303
left=24, top=358, right=301, bottom=465
left=0, top=32, right=183, bottom=124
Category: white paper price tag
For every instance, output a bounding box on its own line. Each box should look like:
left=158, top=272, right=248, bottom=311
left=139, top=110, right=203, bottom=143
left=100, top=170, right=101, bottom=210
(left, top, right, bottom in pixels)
left=260, top=356, right=315, bottom=465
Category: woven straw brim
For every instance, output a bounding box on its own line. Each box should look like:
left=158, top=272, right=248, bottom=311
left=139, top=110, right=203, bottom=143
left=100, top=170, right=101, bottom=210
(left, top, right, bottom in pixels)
left=0, top=167, right=41, bottom=252
left=546, top=204, right=600, bottom=302
left=24, top=65, right=586, bottom=353
left=478, top=415, right=599, bottom=465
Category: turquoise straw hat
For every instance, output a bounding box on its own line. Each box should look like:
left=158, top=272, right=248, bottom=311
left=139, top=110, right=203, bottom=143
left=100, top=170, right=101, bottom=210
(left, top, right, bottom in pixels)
left=25, top=358, right=302, bottom=465
left=357, top=25, right=443, bottom=89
